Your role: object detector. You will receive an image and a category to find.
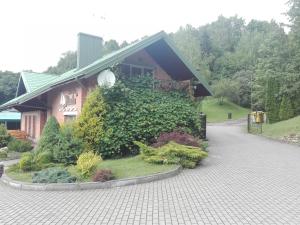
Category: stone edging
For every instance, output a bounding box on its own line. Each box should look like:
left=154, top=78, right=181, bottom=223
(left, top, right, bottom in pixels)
left=0, top=165, right=182, bottom=191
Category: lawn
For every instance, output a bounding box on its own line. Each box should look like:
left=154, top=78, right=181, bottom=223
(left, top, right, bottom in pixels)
left=5, top=155, right=177, bottom=183
left=199, top=97, right=250, bottom=123
left=261, top=116, right=300, bottom=139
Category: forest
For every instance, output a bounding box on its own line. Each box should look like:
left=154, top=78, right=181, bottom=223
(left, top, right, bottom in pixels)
left=0, top=0, right=299, bottom=123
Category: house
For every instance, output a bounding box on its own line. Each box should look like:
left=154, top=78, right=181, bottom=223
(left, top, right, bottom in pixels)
left=0, top=31, right=212, bottom=143
left=0, top=110, right=21, bottom=130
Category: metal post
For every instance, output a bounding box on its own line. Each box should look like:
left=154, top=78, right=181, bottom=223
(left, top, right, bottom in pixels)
left=247, top=114, right=251, bottom=133
left=199, top=112, right=207, bottom=140
left=0, top=164, right=3, bottom=178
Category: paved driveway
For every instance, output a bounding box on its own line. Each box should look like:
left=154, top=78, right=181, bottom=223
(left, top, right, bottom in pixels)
left=1, top=124, right=300, bottom=225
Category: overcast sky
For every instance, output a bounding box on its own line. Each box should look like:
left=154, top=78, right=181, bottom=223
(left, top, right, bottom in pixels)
left=0, top=0, right=289, bottom=73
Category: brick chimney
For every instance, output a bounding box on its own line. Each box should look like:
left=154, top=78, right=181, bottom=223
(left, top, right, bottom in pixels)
left=77, top=33, right=103, bottom=69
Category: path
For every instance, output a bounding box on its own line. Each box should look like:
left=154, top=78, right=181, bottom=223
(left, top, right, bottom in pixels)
left=0, top=124, right=300, bottom=225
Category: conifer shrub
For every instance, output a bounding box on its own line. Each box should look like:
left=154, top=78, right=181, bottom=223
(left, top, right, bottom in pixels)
left=75, top=87, right=106, bottom=152
left=8, top=139, right=32, bottom=152
left=19, top=152, right=37, bottom=171
left=53, top=124, right=83, bottom=165
left=134, top=141, right=208, bottom=169
left=32, top=167, right=76, bottom=183
left=0, top=149, right=7, bottom=159
left=36, top=116, right=60, bottom=154
left=76, top=151, right=102, bottom=177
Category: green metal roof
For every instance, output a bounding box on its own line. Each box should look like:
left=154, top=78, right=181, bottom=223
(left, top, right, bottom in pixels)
left=0, top=31, right=212, bottom=110
left=0, top=111, right=21, bottom=121
left=21, top=71, right=58, bottom=93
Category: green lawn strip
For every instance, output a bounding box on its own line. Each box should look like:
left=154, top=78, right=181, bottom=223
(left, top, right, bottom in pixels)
left=5, top=156, right=177, bottom=183
left=199, top=97, right=250, bottom=123
left=261, top=116, right=300, bottom=139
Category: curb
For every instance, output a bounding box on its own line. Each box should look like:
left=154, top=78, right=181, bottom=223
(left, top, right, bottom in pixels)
left=0, top=165, right=182, bottom=191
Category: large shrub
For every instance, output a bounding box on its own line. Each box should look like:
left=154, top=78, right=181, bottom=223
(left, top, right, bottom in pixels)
left=98, top=76, right=200, bottom=158
left=279, top=95, right=294, bottom=121
left=36, top=116, right=60, bottom=153
left=76, top=151, right=102, bottom=177
left=8, top=139, right=32, bottom=152
left=0, top=124, right=11, bottom=148
left=32, top=167, right=76, bottom=183
left=53, top=124, right=83, bottom=165
left=135, top=141, right=207, bottom=169
left=75, top=87, right=106, bottom=151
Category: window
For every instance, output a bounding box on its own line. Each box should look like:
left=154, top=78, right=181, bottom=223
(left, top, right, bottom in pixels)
left=64, top=115, right=76, bottom=122
left=120, top=63, right=154, bottom=77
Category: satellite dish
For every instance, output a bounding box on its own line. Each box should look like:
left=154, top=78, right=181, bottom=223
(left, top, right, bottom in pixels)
left=97, top=69, right=116, bottom=87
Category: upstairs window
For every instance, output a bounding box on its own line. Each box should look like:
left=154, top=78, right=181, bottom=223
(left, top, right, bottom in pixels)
left=120, top=63, right=154, bottom=77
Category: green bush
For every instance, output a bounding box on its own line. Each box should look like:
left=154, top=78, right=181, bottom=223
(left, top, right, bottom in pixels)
left=7, top=139, right=32, bottom=152
left=0, top=124, right=11, bottom=148
left=32, top=167, right=76, bottom=183
left=135, top=141, right=208, bottom=169
left=0, top=149, right=8, bottom=159
left=36, top=116, right=60, bottom=154
left=75, top=87, right=106, bottom=152
left=53, top=124, right=83, bottom=165
left=35, top=151, right=53, bottom=167
left=19, top=152, right=36, bottom=171
left=76, top=151, right=102, bottom=177
left=97, top=76, right=200, bottom=158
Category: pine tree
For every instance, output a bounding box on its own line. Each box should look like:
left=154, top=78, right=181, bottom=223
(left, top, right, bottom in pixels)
left=265, top=77, right=280, bottom=123
left=75, top=87, right=106, bottom=151
left=36, top=116, right=60, bottom=153
left=279, top=95, right=295, bottom=121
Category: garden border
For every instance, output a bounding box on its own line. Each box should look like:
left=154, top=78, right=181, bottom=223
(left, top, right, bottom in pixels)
left=0, top=165, right=182, bottom=191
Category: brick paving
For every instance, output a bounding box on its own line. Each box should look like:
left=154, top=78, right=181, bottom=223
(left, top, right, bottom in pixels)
left=1, top=124, right=300, bottom=225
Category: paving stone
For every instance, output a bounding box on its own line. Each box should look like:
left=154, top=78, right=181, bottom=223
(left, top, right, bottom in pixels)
left=0, top=125, right=300, bottom=224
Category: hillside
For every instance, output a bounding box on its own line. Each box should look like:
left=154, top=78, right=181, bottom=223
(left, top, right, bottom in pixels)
left=261, top=116, right=300, bottom=144
left=199, top=98, right=250, bottom=123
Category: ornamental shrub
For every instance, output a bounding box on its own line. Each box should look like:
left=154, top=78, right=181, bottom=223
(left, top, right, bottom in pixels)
left=75, top=87, right=106, bottom=152
left=32, top=167, right=76, bottom=183
left=151, top=131, right=201, bottom=148
left=0, top=149, right=7, bottom=159
left=36, top=116, right=60, bottom=154
left=35, top=151, right=53, bottom=167
left=53, top=124, right=83, bottom=165
left=98, top=76, right=200, bottom=158
left=76, top=151, right=102, bottom=177
left=19, top=152, right=36, bottom=171
left=135, top=141, right=208, bottom=169
left=0, top=124, right=11, bottom=148
left=92, top=169, right=114, bottom=182
left=8, top=139, right=32, bottom=152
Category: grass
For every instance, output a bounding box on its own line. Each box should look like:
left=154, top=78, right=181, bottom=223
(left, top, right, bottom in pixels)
left=199, top=97, right=250, bottom=123
left=5, top=155, right=177, bottom=183
left=261, top=116, right=300, bottom=139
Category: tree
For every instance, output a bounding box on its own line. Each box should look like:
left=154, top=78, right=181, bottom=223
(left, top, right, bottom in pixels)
left=265, top=78, right=280, bottom=123
left=36, top=116, right=60, bottom=153
left=279, top=95, right=294, bottom=121
left=103, top=40, right=120, bottom=55
left=75, top=87, right=106, bottom=152
left=0, top=71, right=19, bottom=104
left=212, top=79, right=239, bottom=105
left=45, top=51, right=77, bottom=75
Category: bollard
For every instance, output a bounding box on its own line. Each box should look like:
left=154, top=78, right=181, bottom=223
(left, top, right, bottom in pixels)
left=228, top=112, right=232, bottom=120
left=199, top=112, right=207, bottom=140
left=0, top=164, right=3, bottom=178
